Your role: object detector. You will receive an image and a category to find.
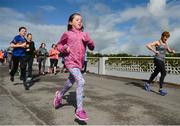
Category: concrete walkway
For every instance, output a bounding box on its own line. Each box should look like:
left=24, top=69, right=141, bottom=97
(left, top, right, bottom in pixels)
left=0, top=64, right=180, bottom=125
left=88, top=66, right=180, bottom=85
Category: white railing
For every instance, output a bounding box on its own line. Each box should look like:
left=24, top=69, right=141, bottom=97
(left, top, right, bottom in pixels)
left=42, top=57, right=180, bottom=84
left=87, top=57, right=180, bottom=75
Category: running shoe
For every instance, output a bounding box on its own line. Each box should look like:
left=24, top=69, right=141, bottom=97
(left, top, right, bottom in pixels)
left=75, top=109, right=88, bottom=121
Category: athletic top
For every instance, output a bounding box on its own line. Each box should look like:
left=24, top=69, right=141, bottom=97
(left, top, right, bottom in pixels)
left=11, top=35, right=26, bottom=57
left=154, top=40, right=167, bottom=62
left=0, top=51, right=4, bottom=59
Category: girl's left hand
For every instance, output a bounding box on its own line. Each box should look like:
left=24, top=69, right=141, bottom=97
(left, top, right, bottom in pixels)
left=82, top=33, right=89, bottom=43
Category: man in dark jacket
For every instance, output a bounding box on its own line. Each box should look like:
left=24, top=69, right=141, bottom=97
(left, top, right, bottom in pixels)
left=25, top=33, right=36, bottom=81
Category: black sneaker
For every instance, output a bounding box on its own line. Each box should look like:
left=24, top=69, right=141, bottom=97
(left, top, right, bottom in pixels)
left=10, top=76, right=14, bottom=82
left=23, top=81, right=29, bottom=90
left=25, top=86, right=29, bottom=90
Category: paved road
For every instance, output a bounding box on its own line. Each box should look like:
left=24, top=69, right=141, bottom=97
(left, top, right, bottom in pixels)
left=0, top=64, right=180, bottom=125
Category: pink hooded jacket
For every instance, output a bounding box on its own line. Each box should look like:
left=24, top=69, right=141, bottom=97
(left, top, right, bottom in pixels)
left=57, top=28, right=95, bottom=69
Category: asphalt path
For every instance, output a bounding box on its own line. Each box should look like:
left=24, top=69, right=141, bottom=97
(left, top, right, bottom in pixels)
left=0, top=64, right=180, bottom=125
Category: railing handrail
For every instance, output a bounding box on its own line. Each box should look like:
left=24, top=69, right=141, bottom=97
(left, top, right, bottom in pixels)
left=88, top=56, right=180, bottom=59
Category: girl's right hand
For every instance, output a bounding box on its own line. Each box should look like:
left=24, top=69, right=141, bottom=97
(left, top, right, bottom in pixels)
left=65, top=46, right=70, bottom=53
left=64, top=44, right=70, bottom=53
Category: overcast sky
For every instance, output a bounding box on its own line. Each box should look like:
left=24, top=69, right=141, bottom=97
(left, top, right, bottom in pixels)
left=0, top=0, right=180, bottom=55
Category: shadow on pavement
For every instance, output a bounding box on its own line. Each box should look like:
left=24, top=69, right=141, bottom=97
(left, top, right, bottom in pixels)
left=125, top=81, right=144, bottom=89
left=28, top=78, right=40, bottom=89
left=32, top=74, right=40, bottom=79
left=151, top=90, right=160, bottom=95
left=13, top=82, right=23, bottom=85
left=61, top=91, right=77, bottom=108
left=74, top=118, right=87, bottom=125
left=13, top=78, right=40, bottom=92
left=125, top=81, right=162, bottom=96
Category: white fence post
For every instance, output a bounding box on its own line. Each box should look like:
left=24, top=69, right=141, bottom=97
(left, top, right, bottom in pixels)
left=98, top=57, right=108, bottom=75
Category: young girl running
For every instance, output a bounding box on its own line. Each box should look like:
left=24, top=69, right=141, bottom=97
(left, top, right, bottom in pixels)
left=53, top=13, right=95, bottom=121
left=145, top=31, right=175, bottom=96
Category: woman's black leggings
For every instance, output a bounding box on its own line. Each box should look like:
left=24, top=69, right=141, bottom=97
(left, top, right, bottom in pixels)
left=148, top=58, right=166, bottom=88
left=50, top=59, right=58, bottom=68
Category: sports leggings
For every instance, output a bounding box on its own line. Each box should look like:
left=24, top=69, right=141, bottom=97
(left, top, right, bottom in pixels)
left=148, top=58, right=166, bottom=88
left=60, top=68, right=85, bottom=110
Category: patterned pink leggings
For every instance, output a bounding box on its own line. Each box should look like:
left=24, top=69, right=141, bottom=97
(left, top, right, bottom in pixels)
left=60, top=68, right=85, bottom=111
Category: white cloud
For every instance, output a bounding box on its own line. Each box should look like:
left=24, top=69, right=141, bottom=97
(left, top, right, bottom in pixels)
left=169, top=28, right=180, bottom=53
left=0, top=0, right=180, bottom=55
left=94, top=3, right=112, bottom=14
left=0, top=7, right=65, bottom=50
left=0, top=7, right=25, bottom=21
left=38, top=5, right=56, bottom=12
left=147, top=0, right=166, bottom=17
left=79, top=0, right=180, bottom=55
